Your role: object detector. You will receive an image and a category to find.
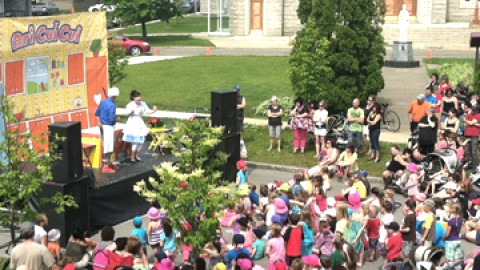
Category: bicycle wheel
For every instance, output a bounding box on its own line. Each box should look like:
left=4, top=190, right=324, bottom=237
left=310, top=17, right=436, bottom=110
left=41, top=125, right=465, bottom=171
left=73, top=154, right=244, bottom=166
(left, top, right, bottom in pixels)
left=382, top=110, right=401, bottom=132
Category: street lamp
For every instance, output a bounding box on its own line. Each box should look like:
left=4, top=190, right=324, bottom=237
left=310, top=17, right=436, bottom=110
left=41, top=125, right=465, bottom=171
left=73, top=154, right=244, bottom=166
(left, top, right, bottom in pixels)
left=471, top=32, right=480, bottom=91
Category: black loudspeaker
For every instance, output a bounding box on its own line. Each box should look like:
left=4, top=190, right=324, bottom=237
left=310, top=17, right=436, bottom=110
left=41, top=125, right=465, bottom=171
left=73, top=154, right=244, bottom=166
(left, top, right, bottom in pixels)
left=39, top=176, right=90, bottom=247
left=211, top=91, right=237, bottom=134
left=218, top=134, right=241, bottom=182
left=49, top=121, right=83, bottom=182
left=471, top=32, right=480, bottom=47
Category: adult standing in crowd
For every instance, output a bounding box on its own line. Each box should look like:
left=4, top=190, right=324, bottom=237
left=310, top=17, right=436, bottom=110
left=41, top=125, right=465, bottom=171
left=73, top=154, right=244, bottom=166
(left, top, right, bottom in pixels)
left=267, top=96, right=283, bottom=152
left=367, top=102, right=382, bottom=162
left=122, top=90, right=157, bottom=163
left=363, top=96, right=376, bottom=155
left=10, top=221, right=55, bottom=270
left=235, top=85, right=246, bottom=133
left=424, top=87, right=437, bottom=106
left=313, top=100, right=328, bottom=159
left=454, top=82, right=468, bottom=110
left=407, top=94, right=430, bottom=133
left=34, top=213, right=48, bottom=247
left=440, top=88, right=458, bottom=122
left=347, top=98, right=364, bottom=150
left=425, top=72, right=439, bottom=90
left=439, top=74, right=451, bottom=94
left=96, top=87, right=120, bottom=173
left=464, top=102, right=480, bottom=169
left=417, top=107, right=438, bottom=155
left=290, top=97, right=309, bottom=154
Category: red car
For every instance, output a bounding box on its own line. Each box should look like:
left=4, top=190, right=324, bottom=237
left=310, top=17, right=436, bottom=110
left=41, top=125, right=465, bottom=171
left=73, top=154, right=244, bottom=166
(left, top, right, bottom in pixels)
left=107, top=34, right=151, bottom=56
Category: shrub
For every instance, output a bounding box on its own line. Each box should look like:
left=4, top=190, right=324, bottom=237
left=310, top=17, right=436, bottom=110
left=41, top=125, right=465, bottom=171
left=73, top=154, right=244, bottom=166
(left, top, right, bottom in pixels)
left=439, top=62, right=474, bottom=90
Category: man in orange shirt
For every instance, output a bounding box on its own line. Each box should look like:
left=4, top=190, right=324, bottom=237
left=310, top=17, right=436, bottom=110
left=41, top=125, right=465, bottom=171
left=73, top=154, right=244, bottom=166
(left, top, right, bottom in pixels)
left=408, top=94, right=430, bottom=133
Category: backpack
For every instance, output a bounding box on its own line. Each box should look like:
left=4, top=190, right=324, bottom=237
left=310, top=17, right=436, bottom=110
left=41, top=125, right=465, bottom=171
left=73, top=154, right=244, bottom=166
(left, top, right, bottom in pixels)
left=93, top=243, right=113, bottom=270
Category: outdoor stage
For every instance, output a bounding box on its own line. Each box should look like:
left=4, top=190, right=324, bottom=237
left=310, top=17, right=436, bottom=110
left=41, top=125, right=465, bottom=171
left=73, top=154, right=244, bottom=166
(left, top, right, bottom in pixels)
left=87, top=145, right=175, bottom=229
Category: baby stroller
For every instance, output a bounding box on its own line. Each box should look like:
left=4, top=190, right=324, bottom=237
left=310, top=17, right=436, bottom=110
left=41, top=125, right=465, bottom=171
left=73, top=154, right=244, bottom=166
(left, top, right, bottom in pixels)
left=419, top=150, right=461, bottom=194
left=381, top=260, right=413, bottom=270
left=424, top=149, right=461, bottom=178
left=413, top=246, right=445, bottom=270
left=328, top=113, right=349, bottom=151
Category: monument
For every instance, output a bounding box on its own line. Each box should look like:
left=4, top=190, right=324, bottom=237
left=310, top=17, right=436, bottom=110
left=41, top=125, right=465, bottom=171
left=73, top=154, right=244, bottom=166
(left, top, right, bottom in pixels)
left=385, top=4, right=420, bottom=68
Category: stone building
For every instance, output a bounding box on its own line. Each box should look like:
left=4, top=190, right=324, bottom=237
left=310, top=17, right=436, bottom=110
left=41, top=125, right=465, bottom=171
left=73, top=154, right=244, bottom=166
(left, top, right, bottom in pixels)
left=225, top=0, right=479, bottom=49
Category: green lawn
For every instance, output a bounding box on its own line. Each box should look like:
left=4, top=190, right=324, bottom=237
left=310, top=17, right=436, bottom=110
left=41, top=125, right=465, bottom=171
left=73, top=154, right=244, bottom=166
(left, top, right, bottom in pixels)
left=243, top=125, right=404, bottom=176
left=423, top=57, right=475, bottom=77
left=128, top=35, right=214, bottom=47
left=116, top=56, right=293, bottom=117
left=120, top=16, right=229, bottom=34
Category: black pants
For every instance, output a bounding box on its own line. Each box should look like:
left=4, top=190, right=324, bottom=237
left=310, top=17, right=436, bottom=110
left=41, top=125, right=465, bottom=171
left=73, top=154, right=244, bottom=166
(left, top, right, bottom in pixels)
left=410, top=121, right=419, bottom=133
left=419, top=143, right=434, bottom=155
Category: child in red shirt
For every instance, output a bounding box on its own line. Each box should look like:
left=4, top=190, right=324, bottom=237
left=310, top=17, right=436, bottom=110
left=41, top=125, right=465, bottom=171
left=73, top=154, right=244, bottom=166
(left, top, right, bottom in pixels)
left=283, top=213, right=303, bottom=266
left=385, top=222, right=402, bottom=264
left=366, top=205, right=380, bottom=262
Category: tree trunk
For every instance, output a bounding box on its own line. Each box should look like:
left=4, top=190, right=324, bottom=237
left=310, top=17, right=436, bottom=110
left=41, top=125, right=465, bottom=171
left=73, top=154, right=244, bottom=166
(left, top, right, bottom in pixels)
left=9, top=211, right=16, bottom=245
left=141, top=21, right=148, bottom=41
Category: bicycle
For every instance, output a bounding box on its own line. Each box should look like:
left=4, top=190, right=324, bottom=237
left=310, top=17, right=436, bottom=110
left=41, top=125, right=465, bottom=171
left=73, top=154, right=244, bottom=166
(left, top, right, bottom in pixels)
left=380, top=103, right=401, bottom=132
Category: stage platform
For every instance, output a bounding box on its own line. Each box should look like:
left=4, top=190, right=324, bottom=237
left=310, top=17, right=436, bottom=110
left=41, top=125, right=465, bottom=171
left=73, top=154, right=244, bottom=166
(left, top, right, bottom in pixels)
left=87, top=146, right=175, bottom=229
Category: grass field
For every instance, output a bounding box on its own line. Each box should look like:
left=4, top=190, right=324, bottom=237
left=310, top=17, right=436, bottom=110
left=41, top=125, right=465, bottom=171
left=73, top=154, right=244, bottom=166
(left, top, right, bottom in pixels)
left=119, top=16, right=229, bottom=34
left=127, top=35, right=214, bottom=47
left=243, top=125, right=404, bottom=175
left=115, top=56, right=293, bottom=117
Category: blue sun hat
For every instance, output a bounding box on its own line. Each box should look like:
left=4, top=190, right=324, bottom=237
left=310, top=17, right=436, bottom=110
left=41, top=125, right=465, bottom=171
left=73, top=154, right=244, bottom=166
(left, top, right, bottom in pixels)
left=133, top=216, right=142, bottom=227
left=234, top=85, right=241, bottom=91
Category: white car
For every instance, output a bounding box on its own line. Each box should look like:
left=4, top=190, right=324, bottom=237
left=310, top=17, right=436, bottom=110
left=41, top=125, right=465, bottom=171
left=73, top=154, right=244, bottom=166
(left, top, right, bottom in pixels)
left=88, top=4, right=120, bottom=27
left=88, top=4, right=116, bottom=12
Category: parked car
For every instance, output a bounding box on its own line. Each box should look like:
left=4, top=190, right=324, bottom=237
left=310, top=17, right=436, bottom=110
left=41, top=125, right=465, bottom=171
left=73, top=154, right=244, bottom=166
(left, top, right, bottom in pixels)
left=107, top=34, right=151, bottom=56
left=88, top=3, right=121, bottom=28
left=88, top=3, right=116, bottom=12
left=177, top=1, right=193, bottom=13
left=31, top=1, right=59, bottom=16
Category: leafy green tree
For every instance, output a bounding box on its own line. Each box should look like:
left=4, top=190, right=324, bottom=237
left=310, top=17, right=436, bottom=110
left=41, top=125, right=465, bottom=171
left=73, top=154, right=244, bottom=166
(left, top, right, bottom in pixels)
left=291, top=0, right=386, bottom=112
left=0, top=99, right=77, bottom=243
left=290, top=19, right=334, bottom=102
left=105, top=0, right=177, bottom=40
left=108, top=44, right=128, bottom=86
left=134, top=120, right=229, bottom=254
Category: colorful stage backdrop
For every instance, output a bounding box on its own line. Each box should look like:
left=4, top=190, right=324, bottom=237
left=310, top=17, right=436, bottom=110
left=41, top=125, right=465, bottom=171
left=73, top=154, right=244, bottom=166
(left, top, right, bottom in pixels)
left=0, top=13, right=108, bottom=151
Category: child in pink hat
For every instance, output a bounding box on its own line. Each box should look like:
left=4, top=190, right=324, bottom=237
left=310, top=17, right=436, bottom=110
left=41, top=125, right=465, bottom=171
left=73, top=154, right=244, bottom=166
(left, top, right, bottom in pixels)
left=147, top=206, right=165, bottom=254
left=271, top=198, right=288, bottom=226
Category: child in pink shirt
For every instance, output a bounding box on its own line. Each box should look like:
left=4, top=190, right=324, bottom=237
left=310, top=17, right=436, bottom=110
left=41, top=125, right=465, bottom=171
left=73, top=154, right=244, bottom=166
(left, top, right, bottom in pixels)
left=266, top=223, right=285, bottom=270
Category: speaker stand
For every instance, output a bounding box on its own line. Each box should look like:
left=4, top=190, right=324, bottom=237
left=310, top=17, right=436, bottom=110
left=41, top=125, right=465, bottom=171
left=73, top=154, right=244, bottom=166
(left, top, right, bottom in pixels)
left=38, top=176, right=90, bottom=246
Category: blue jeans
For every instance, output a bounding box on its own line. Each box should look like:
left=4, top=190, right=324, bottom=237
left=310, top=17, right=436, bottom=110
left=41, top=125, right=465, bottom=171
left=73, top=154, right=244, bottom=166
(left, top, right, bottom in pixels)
left=348, top=131, right=363, bottom=149
left=369, top=129, right=381, bottom=152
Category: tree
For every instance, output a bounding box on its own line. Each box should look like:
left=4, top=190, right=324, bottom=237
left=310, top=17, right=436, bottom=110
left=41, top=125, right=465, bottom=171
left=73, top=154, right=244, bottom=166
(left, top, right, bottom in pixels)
left=108, top=44, right=128, bottom=87
left=105, top=0, right=178, bottom=41
left=134, top=120, right=229, bottom=255
left=0, top=99, right=77, bottom=243
left=289, top=19, right=334, bottom=102
left=291, top=0, right=386, bottom=112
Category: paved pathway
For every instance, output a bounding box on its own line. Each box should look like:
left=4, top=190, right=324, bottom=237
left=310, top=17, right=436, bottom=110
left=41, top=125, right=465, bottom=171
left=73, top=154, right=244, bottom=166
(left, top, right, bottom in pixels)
left=29, top=168, right=475, bottom=269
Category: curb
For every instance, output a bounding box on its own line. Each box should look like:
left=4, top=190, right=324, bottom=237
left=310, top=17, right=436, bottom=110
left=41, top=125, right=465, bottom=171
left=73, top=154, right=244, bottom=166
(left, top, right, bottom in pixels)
left=247, top=161, right=384, bottom=183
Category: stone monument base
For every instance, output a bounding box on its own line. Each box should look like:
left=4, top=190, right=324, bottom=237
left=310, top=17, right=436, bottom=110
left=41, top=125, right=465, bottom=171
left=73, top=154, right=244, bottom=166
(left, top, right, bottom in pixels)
left=385, top=41, right=420, bottom=68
